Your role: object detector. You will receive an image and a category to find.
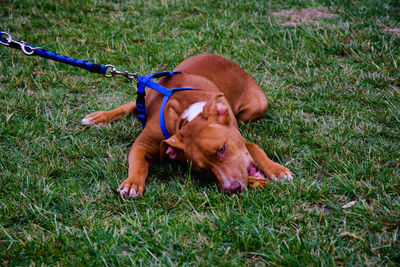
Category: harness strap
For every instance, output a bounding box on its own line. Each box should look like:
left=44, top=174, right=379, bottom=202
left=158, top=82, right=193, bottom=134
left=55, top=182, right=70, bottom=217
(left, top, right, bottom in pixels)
left=136, top=71, right=193, bottom=139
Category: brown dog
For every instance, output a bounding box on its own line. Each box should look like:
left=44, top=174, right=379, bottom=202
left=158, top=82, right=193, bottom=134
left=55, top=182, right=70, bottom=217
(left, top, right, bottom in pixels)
left=82, top=54, right=293, bottom=197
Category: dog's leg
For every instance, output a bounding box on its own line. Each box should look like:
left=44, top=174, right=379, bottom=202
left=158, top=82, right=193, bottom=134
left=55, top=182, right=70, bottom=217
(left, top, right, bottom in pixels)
left=118, top=147, right=148, bottom=198
left=246, top=142, right=293, bottom=180
left=235, top=87, right=268, bottom=122
left=117, top=130, right=159, bottom=198
left=82, top=101, right=137, bottom=126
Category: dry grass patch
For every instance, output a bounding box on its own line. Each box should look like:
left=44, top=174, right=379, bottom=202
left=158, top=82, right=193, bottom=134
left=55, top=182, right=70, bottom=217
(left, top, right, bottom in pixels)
left=271, top=8, right=336, bottom=26
left=383, top=26, right=400, bottom=37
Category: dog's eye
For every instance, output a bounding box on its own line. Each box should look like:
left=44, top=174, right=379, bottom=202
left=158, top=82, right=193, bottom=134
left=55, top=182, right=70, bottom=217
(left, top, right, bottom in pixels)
left=217, top=144, right=226, bottom=157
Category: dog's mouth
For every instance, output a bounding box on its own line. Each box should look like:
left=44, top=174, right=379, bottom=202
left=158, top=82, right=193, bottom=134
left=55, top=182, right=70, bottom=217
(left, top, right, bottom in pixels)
left=247, top=163, right=264, bottom=179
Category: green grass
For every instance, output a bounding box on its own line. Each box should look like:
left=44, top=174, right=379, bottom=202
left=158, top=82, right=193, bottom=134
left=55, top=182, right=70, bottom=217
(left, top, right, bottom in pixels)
left=1, top=0, right=399, bottom=265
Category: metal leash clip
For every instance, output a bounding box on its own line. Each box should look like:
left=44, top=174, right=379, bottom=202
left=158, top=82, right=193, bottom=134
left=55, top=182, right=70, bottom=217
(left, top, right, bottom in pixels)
left=104, top=64, right=141, bottom=82
left=0, top=31, right=42, bottom=56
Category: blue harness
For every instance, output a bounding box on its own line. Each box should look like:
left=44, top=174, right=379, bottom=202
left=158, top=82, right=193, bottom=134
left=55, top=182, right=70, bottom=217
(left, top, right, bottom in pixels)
left=136, top=71, right=193, bottom=139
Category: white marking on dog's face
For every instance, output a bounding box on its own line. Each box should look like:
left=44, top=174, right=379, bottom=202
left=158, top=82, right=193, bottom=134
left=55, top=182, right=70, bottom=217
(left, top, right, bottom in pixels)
left=181, top=101, right=207, bottom=122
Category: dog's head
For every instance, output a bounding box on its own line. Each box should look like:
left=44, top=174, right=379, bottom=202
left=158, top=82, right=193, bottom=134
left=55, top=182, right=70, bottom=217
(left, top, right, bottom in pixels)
left=161, top=94, right=264, bottom=194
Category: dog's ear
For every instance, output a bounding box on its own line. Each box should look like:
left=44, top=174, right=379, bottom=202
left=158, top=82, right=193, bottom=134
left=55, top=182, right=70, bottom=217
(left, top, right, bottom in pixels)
left=160, top=131, right=185, bottom=160
left=202, top=94, right=231, bottom=126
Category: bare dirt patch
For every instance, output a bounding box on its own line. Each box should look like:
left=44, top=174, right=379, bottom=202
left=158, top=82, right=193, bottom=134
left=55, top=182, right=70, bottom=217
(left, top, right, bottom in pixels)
left=271, top=8, right=336, bottom=26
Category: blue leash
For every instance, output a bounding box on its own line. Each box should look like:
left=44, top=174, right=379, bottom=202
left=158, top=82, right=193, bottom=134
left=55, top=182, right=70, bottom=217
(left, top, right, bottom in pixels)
left=0, top=31, right=108, bottom=75
left=0, top=31, right=139, bottom=79
left=1, top=31, right=192, bottom=139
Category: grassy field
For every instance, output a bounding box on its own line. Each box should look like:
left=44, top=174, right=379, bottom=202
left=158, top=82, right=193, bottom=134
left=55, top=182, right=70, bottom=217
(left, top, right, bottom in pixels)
left=1, top=0, right=399, bottom=265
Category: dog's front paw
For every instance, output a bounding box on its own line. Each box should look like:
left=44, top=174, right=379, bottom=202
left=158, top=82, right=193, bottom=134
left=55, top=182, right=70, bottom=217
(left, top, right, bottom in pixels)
left=81, top=111, right=111, bottom=126
left=265, top=163, right=293, bottom=181
left=117, top=178, right=144, bottom=199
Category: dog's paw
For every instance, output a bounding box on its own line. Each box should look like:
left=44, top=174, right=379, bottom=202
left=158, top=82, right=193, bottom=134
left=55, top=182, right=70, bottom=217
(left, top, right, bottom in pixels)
left=117, top=179, right=144, bottom=199
left=265, top=163, right=294, bottom=181
left=81, top=111, right=111, bottom=126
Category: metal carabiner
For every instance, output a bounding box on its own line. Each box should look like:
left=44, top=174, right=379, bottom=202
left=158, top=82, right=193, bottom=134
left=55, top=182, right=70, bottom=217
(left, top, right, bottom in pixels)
left=0, top=32, right=12, bottom=46
left=20, top=42, right=41, bottom=55
left=20, top=41, right=42, bottom=56
left=104, top=64, right=141, bottom=82
left=0, top=31, right=41, bottom=55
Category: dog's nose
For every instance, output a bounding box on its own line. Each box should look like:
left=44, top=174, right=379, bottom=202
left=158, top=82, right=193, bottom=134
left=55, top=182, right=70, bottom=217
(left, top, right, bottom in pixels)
left=224, top=181, right=243, bottom=194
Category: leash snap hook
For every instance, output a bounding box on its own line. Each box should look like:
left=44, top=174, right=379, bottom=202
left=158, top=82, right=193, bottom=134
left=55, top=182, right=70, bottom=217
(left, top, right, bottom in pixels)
left=20, top=41, right=41, bottom=56
left=0, top=32, right=12, bottom=46
left=104, top=64, right=141, bottom=82
left=0, top=32, right=41, bottom=56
